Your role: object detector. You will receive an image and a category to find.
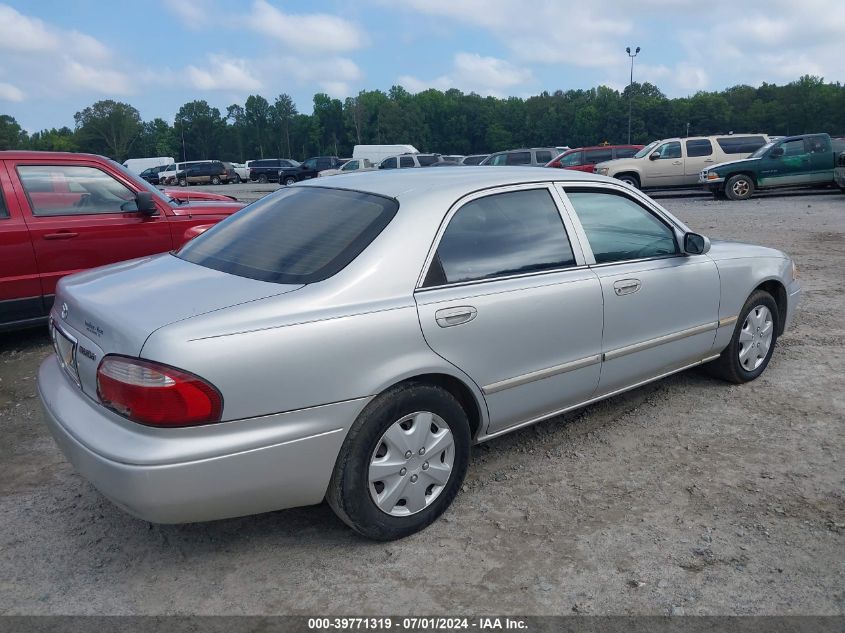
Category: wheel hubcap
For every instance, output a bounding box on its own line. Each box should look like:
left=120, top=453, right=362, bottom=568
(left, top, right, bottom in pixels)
left=738, top=305, right=773, bottom=371
left=368, top=411, right=455, bottom=516
left=732, top=180, right=749, bottom=196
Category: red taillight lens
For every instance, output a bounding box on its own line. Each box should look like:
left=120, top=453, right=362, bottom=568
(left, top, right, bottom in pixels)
left=96, top=355, right=223, bottom=427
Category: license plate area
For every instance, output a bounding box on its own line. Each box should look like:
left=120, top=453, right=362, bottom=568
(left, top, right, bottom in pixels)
left=51, top=320, right=81, bottom=386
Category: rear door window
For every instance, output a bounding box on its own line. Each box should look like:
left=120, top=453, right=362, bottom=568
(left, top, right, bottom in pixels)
left=686, top=139, right=713, bottom=157
left=534, top=150, right=552, bottom=163
left=424, top=188, right=576, bottom=286
left=506, top=152, right=531, bottom=166
left=615, top=147, right=639, bottom=158
left=417, top=155, right=439, bottom=166
left=399, top=156, right=415, bottom=168
left=585, top=148, right=613, bottom=164
left=716, top=136, right=767, bottom=154
left=178, top=187, right=398, bottom=284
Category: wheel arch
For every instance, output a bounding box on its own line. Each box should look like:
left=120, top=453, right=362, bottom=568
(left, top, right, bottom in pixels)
left=375, top=372, right=487, bottom=441
left=754, top=278, right=788, bottom=335
left=614, top=171, right=641, bottom=187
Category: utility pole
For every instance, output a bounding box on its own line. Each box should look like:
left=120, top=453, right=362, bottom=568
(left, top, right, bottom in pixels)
left=626, top=46, right=640, bottom=144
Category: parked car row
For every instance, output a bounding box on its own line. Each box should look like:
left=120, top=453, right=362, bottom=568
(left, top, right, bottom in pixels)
left=0, top=151, right=244, bottom=331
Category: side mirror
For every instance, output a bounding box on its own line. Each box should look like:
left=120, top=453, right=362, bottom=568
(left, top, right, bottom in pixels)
left=769, top=146, right=784, bottom=158
left=649, top=152, right=660, bottom=161
left=683, top=232, right=710, bottom=255
left=136, top=191, right=157, bottom=215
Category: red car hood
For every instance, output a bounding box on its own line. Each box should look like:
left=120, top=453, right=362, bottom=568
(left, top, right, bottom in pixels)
left=163, top=188, right=239, bottom=202
left=168, top=199, right=245, bottom=216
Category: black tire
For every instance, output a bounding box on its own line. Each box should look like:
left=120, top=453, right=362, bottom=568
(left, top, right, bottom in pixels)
left=257, top=174, right=268, bottom=184
left=231, top=174, right=240, bottom=184
left=326, top=382, right=471, bottom=541
left=178, top=178, right=187, bottom=187
left=705, top=289, right=779, bottom=384
left=725, top=174, right=754, bottom=200
left=284, top=176, right=297, bottom=186
left=211, top=176, right=221, bottom=185
left=617, top=173, right=640, bottom=189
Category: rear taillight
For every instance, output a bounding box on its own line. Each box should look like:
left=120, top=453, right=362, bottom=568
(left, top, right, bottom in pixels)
left=96, top=355, right=222, bottom=427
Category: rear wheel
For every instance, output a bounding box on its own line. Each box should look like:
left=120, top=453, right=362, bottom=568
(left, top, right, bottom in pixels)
left=725, top=174, right=754, bottom=200
left=284, top=176, right=297, bottom=186
left=617, top=173, right=640, bottom=189
left=178, top=177, right=187, bottom=187
left=230, top=174, right=240, bottom=184
left=211, top=175, right=221, bottom=185
left=705, top=289, right=778, bottom=383
left=327, top=383, right=470, bottom=540
left=257, top=174, right=268, bottom=184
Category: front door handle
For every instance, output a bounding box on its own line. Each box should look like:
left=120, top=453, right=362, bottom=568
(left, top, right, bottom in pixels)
left=43, top=232, right=79, bottom=240
left=672, top=160, right=682, bottom=165
left=613, top=279, right=641, bottom=296
left=435, top=306, right=477, bottom=328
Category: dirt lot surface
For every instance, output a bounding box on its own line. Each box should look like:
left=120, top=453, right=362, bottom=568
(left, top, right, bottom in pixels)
left=0, top=189, right=843, bottom=616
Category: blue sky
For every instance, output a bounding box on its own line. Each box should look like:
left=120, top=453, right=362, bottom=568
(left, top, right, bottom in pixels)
left=1, top=0, right=843, bottom=132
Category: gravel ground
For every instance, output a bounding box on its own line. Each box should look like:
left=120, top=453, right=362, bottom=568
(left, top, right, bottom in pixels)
left=0, top=189, right=842, bottom=616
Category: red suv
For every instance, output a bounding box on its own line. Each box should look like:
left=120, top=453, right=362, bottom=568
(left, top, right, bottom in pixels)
left=546, top=145, right=644, bottom=171
left=0, top=151, right=245, bottom=331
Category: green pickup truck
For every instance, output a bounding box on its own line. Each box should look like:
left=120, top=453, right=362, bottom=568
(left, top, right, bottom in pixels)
left=699, top=133, right=845, bottom=200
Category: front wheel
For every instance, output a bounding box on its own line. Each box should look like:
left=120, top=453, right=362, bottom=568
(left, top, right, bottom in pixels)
left=257, top=174, right=268, bottom=184
left=725, top=174, right=754, bottom=200
left=211, top=176, right=221, bottom=185
left=230, top=174, right=240, bottom=184
left=326, top=383, right=470, bottom=540
left=178, top=178, right=187, bottom=187
left=617, top=173, right=640, bottom=189
left=705, top=289, right=778, bottom=383
left=284, top=176, right=297, bottom=186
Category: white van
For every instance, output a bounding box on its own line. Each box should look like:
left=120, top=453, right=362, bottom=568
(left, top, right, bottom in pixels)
left=352, top=145, right=419, bottom=164
left=123, top=157, right=174, bottom=174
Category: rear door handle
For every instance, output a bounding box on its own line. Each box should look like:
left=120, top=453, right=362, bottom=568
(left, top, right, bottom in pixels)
left=43, top=232, right=79, bottom=240
left=613, top=279, right=641, bottom=296
left=703, top=159, right=715, bottom=163
left=435, top=306, right=477, bottom=328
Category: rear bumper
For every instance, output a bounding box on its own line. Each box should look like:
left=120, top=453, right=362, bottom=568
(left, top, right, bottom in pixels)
left=38, top=356, right=367, bottom=523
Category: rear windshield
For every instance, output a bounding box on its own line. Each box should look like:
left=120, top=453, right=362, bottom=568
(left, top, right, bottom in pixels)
left=177, top=187, right=398, bottom=284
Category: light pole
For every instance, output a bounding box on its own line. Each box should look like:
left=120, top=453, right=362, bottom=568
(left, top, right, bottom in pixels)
left=626, top=46, right=640, bottom=144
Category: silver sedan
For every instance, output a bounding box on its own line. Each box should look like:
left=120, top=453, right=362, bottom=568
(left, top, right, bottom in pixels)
left=37, top=167, right=800, bottom=540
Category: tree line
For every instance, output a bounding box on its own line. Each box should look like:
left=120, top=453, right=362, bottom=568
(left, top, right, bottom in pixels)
left=1, top=76, right=843, bottom=162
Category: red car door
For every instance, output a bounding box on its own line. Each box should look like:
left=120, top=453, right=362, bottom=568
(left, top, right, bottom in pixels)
left=11, top=159, right=173, bottom=299
left=0, top=160, right=44, bottom=328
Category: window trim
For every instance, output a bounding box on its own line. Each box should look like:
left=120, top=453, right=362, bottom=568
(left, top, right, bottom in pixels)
left=557, top=185, right=682, bottom=267
left=415, top=183, right=590, bottom=291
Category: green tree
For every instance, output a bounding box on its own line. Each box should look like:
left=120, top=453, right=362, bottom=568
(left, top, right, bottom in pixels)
left=243, top=95, right=271, bottom=158
left=271, top=93, right=297, bottom=158
left=174, top=100, right=225, bottom=160
left=73, top=100, right=142, bottom=159
left=0, top=115, right=28, bottom=149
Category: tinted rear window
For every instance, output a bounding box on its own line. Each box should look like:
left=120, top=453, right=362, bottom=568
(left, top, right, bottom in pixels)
left=615, top=147, right=639, bottom=158
left=417, top=155, right=440, bottom=166
left=506, top=152, right=531, bottom=165
left=686, top=139, right=713, bottom=157
left=534, top=150, right=553, bottom=163
left=716, top=136, right=767, bottom=154
left=178, top=187, right=398, bottom=284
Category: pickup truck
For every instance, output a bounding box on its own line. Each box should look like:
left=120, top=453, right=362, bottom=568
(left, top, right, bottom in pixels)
left=700, top=133, right=845, bottom=200
left=0, top=151, right=245, bottom=331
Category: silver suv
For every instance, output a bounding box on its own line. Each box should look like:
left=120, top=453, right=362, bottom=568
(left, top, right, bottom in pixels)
left=481, top=148, right=558, bottom=166
left=379, top=153, right=444, bottom=169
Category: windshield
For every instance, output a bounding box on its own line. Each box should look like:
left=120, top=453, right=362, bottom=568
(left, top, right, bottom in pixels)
left=177, top=187, right=399, bottom=284
left=633, top=141, right=660, bottom=159
left=111, top=161, right=171, bottom=204
left=748, top=141, right=776, bottom=159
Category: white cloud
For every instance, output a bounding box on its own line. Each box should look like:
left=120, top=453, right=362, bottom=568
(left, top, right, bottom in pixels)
left=0, top=4, right=57, bottom=51
left=164, top=1, right=215, bottom=29
left=62, top=59, right=134, bottom=95
left=0, top=82, right=25, bottom=101
left=186, top=54, right=263, bottom=91
left=245, top=0, right=366, bottom=52
left=400, top=52, right=533, bottom=96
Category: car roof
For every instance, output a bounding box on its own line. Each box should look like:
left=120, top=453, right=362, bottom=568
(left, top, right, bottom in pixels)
left=0, top=150, right=110, bottom=161
left=297, top=165, right=609, bottom=201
